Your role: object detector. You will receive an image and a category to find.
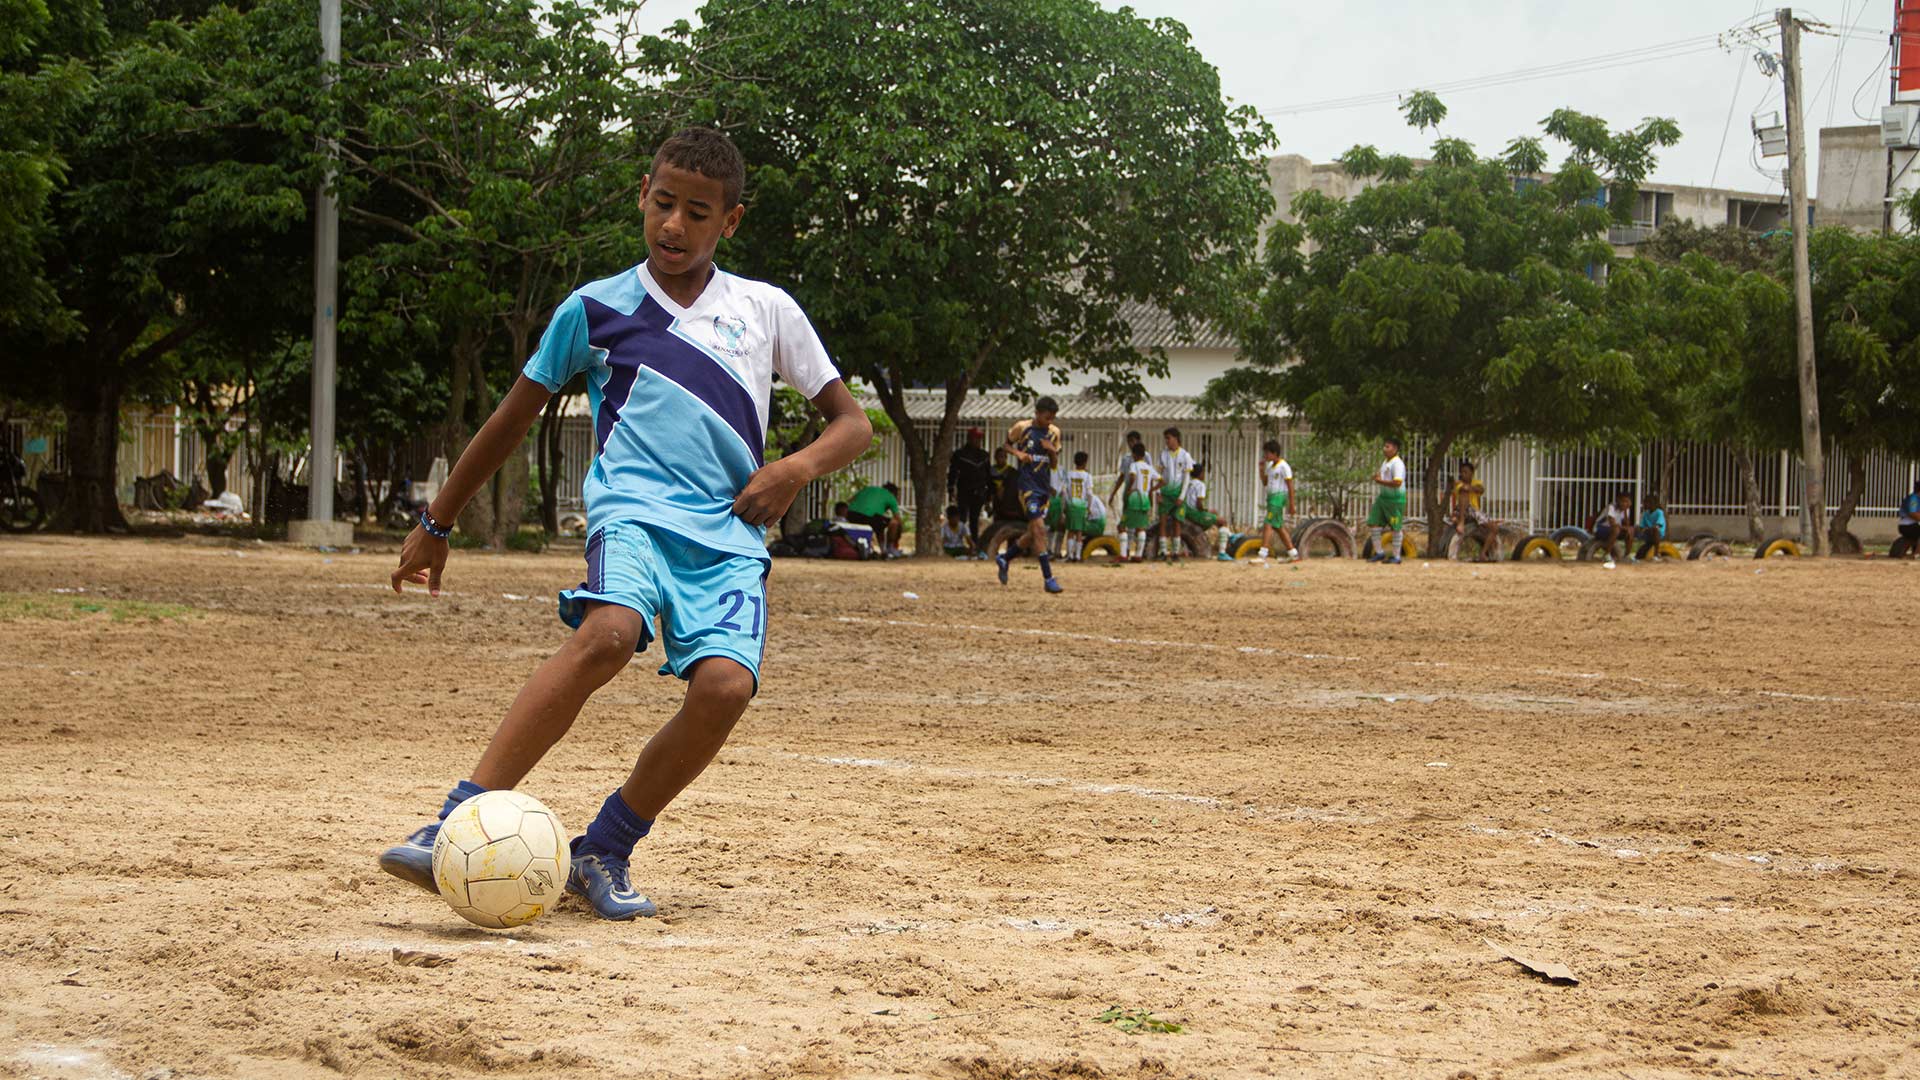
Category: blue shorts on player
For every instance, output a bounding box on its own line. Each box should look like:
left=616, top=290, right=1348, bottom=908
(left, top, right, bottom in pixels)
left=557, top=519, right=769, bottom=691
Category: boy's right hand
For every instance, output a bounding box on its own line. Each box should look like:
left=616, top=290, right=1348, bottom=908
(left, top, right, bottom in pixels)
left=392, top=524, right=449, bottom=597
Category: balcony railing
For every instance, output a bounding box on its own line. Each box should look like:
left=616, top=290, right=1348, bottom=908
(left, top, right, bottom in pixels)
left=1608, top=223, right=1657, bottom=245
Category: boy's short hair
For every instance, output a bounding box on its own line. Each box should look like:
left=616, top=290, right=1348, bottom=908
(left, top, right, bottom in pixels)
left=1191, top=462, right=1207, bottom=478
left=1644, top=494, right=1663, bottom=509
left=945, top=504, right=961, bottom=518
left=1384, top=436, right=1401, bottom=451
left=1125, top=430, right=1142, bottom=443
left=1130, top=443, right=1147, bottom=459
left=833, top=501, right=849, bottom=515
left=882, top=482, right=899, bottom=497
left=1459, top=459, right=1476, bottom=472
left=1073, top=451, right=1088, bottom=467
left=1262, top=438, right=1282, bottom=455
left=1035, top=396, right=1059, bottom=415
left=653, top=127, right=746, bottom=208
left=1163, top=426, right=1182, bottom=440
left=1616, top=489, right=1633, bottom=501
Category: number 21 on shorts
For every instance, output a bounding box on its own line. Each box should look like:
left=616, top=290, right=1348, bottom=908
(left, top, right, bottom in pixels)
left=714, top=587, right=764, bottom=638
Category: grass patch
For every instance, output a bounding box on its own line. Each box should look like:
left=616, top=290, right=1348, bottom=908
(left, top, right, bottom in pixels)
left=0, top=593, right=196, bottom=622
left=1093, top=1007, right=1184, bottom=1035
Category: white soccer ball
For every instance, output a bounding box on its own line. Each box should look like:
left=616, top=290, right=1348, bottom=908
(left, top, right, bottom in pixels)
left=432, top=790, right=569, bottom=929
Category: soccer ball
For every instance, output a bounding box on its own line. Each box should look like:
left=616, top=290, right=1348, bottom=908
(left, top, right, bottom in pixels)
left=432, top=790, right=569, bottom=929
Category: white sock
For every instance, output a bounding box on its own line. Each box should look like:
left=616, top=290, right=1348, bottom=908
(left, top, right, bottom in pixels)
left=1218, top=530, right=1231, bottom=555
left=1258, top=547, right=1270, bottom=559
left=1119, top=534, right=1130, bottom=559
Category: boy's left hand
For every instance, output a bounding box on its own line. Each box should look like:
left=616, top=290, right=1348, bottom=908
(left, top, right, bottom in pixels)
left=734, top=458, right=808, bottom=527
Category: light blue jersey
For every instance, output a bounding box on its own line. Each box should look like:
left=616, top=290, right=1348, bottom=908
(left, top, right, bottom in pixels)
left=523, top=262, right=840, bottom=687
left=522, top=262, right=841, bottom=561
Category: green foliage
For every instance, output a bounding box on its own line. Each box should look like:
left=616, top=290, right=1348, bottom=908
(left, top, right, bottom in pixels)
left=1287, top=434, right=1375, bottom=519
left=679, top=0, right=1274, bottom=551
left=1214, top=95, right=1681, bottom=535
left=1094, top=1007, right=1184, bottom=1035
left=1800, top=228, right=1920, bottom=460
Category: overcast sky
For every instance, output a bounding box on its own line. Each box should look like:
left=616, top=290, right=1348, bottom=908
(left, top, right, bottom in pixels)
left=634, top=0, right=1903, bottom=199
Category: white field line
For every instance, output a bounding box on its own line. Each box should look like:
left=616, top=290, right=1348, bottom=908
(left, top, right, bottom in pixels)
left=790, top=613, right=1920, bottom=710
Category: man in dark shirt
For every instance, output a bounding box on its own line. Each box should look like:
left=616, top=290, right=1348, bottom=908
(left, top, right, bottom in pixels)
left=947, top=427, right=994, bottom=544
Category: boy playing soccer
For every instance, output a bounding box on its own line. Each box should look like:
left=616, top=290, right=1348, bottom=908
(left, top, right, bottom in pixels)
left=997, top=397, right=1065, bottom=593
left=1119, top=443, right=1158, bottom=562
left=1061, top=451, right=1096, bottom=562
left=1257, top=439, right=1298, bottom=562
left=378, top=128, right=872, bottom=920
left=1155, top=427, right=1196, bottom=563
left=1366, top=437, right=1408, bottom=565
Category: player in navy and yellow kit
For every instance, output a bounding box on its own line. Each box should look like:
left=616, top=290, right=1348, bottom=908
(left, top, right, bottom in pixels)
left=378, top=128, right=872, bottom=920
left=995, top=397, right=1065, bottom=594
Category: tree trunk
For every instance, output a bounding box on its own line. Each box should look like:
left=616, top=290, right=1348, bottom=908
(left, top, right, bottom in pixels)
left=537, top=391, right=563, bottom=535
left=55, top=378, right=130, bottom=533
left=1421, top=433, right=1456, bottom=557
left=1828, top=451, right=1866, bottom=551
left=1738, top=445, right=1764, bottom=544
left=777, top=412, right=824, bottom=542
left=1651, top=441, right=1679, bottom=505
left=203, top=448, right=231, bottom=501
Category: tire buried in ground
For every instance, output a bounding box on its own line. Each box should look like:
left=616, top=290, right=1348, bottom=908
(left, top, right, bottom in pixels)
left=1689, top=540, right=1733, bottom=560
left=1513, top=535, right=1562, bottom=561
left=1294, top=518, right=1356, bottom=559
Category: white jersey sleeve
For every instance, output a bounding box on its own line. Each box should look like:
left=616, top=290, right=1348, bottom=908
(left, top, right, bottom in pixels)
left=770, top=290, right=840, bottom=399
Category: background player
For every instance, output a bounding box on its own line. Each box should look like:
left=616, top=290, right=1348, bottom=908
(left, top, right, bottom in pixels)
left=1366, top=437, right=1407, bottom=565
left=1155, top=427, right=1196, bottom=564
left=1257, top=439, right=1298, bottom=562
left=1178, top=462, right=1233, bottom=560
left=997, top=397, right=1064, bottom=593
left=1120, top=443, right=1158, bottom=562
left=377, top=128, right=872, bottom=921
left=1061, top=451, right=1096, bottom=562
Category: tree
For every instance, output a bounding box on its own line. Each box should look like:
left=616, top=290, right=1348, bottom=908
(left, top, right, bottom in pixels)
left=678, top=0, right=1274, bottom=554
left=330, top=0, right=670, bottom=546
left=0, top=0, right=316, bottom=531
left=1800, top=228, right=1920, bottom=548
left=1209, top=95, right=1679, bottom=554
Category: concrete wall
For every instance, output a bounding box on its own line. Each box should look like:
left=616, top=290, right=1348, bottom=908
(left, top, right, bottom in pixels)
left=1818, top=124, right=1889, bottom=234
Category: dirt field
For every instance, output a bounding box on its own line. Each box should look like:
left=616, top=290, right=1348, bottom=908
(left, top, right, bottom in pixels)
left=1, top=533, right=1916, bottom=1080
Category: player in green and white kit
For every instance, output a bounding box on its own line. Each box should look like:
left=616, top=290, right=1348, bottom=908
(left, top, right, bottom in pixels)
left=1257, top=439, right=1298, bottom=562
left=1120, top=444, right=1158, bottom=563
left=1060, top=451, right=1096, bottom=562
left=1366, top=437, right=1408, bottom=565
left=1155, top=427, right=1196, bottom=564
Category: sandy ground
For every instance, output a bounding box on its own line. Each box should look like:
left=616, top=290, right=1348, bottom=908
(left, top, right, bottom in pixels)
left=0, top=533, right=1916, bottom=1080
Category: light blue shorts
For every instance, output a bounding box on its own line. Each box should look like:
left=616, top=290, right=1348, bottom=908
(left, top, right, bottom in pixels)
left=557, top=520, right=769, bottom=691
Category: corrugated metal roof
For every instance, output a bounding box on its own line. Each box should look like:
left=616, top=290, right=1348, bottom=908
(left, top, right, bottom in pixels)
left=1121, top=300, right=1234, bottom=351
left=856, top=388, right=1217, bottom=423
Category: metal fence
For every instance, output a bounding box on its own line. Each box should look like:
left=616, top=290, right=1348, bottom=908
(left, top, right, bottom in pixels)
left=23, top=407, right=1920, bottom=537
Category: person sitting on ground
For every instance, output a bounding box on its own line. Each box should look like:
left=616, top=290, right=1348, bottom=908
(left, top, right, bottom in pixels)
left=831, top=501, right=850, bottom=523
left=846, top=482, right=904, bottom=556
left=1900, top=481, right=1920, bottom=558
left=1449, top=460, right=1501, bottom=561
left=1632, top=495, right=1667, bottom=562
left=1177, top=462, right=1233, bottom=561
left=1593, top=490, right=1634, bottom=561
left=940, top=504, right=974, bottom=558
left=1082, top=491, right=1110, bottom=554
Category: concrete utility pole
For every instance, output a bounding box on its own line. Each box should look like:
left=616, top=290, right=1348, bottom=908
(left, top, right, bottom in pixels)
left=1780, top=7, right=1827, bottom=555
left=292, top=0, right=353, bottom=547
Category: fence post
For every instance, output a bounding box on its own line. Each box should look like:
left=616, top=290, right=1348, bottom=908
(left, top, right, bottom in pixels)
left=1527, top=444, right=1539, bottom=532
left=1778, top=450, right=1790, bottom=517
left=1632, top=447, right=1644, bottom=520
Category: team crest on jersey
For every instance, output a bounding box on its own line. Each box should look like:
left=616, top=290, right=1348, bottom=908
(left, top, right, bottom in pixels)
left=712, top=314, right=749, bottom=357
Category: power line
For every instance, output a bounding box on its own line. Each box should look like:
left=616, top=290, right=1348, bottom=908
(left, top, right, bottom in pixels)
left=1711, top=44, right=1751, bottom=188
left=1258, top=34, right=1725, bottom=117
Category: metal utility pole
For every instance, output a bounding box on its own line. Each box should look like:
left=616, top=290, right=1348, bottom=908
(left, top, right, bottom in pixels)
left=295, top=0, right=346, bottom=545
left=1779, top=8, right=1827, bottom=555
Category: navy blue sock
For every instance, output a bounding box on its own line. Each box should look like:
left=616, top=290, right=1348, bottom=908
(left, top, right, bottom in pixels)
left=1037, top=552, right=1054, bottom=580
left=438, top=779, right=487, bottom=819
left=581, top=790, right=653, bottom=861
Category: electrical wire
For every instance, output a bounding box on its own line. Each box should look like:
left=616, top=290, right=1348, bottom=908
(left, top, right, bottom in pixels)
left=1711, top=45, right=1751, bottom=189
left=1258, top=34, right=1725, bottom=117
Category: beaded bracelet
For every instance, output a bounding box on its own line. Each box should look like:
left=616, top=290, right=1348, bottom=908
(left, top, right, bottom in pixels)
left=418, top=509, right=452, bottom=539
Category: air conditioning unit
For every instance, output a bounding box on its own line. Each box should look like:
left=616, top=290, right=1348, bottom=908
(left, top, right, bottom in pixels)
left=1884, top=104, right=1920, bottom=150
